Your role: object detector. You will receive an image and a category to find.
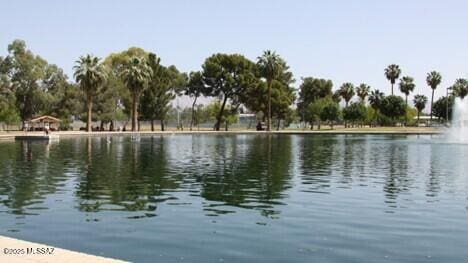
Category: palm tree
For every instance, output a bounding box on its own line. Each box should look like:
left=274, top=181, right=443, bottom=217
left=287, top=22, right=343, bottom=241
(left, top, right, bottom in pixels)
left=413, top=94, right=428, bottom=126
left=368, top=89, right=384, bottom=126
left=399, top=76, right=415, bottom=106
left=426, top=71, right=442, bottom=124
left=452, top=78, right=468, bottom=99
left=338, top=82, right=355, bottom=128
left=338, top=82, right=355, bottom=107
left=120, top=56, right=153, bottom=131
left=384, top=64, right=401, bottom=95
left=257, top=50, right=283, bottom=131
left=356, top=83, right=370, bottom=103
left=73, top=54, right=107, bottom=132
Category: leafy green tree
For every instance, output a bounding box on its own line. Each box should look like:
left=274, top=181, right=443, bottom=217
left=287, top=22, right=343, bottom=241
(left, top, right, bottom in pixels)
left=426, top=71, right=442, bottom=123
left=305, top=97, right=336, bottom=130
left=306, top=99, right=323, bottom=130
left=103, top=47, right=149, bottom=129
left=385, top=64, right=401, bottom=95
left=320, top=101, right=340, bottom=129
left=413, top=94, right=428, bottom=126
left=399, top=76, right=415, bottom=106
left=452, top=78, right=468, bottom=99
left=356, top=83, right=370, bottom=103
left=201, top=53, right=257, bottom=131
left=73, top=54, right=107, bottom=132
left=0, top=58, right=19, bottom=127
left=6, top=40, right=50, bottom=125
left=185, top=71, right=208, bottom=130
left=243, top=65, right=295, bottom=130
left=338, top=82, right=355, bottom=107
left=141, top=53, right=186, bottom=131
left=202, top=101, right=238, bottom=131
left=379, top=95, right=406, bottom=125
left=432, top=96, right=454, bottom=121
left=342, top=102, right=366, bottom=127
left=297, top=77, right=333, bottom=121
left=120, top=56, right=152, bottom=131
left=257, top=50, right=283, bottom=131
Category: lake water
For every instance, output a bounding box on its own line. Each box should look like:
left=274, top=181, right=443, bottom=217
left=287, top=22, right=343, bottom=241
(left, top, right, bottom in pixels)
left=0, top=134, right=467, bottom=262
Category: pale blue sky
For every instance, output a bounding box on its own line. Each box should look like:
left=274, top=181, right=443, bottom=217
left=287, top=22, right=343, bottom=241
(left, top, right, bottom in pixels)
left=1, top=0, right=467, bottom=106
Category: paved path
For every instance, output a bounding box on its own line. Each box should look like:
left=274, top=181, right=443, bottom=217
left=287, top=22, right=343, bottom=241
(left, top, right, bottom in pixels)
left=0, top=236, right=128, bottom=263
left=0, top=127, right=444, bottom=140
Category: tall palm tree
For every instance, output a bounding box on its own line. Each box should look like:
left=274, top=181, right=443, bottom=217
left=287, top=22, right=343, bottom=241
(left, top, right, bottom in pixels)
left=356, top=83, right=370, bottom=103
left=73, top=54, right=107, bottom=132
left=413, top=94, right=428, bottom=126
left=120, top=56, right=153, bottom=131
left=426, top=71, right=442, bottom=124
left=257, top=50, right=282, bottom=131
left=384, top=64, right=401, bottom=95
left=338, top=82, right=355, bottom=107
left=399, top=76, right=415, bottom=106
left=368, top=89, right=384, bottom=126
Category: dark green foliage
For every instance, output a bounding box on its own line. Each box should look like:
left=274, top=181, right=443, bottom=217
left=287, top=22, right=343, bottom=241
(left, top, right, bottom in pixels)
left=201, top=53, right=258, bottom=130
left=399, top=76, right=415, bottom=105
left=356, top=83, right=370, bottom=102
left=74, top=54, right=107, bottom=131
left=297, top=77, right=333, bottom=119
left=452, top=78, right=468, bottom=99
left=140, top=53, right=187, bottom=131
left=413, top=94, right=428, bottom=125
left=120, top=56, right=153, bottom=131
left=432, top=96, right=454, bottom=121
left=379, top=95, right=406, bottom=122
left=320, top=101, right=340, bottom=129
left=338, top=82, right=355, bottom=107
left=385, top=64, right=401, bottom=95
left=342, top=102, right=366, bottom=123
left=426, top=71, right=442, bottom=122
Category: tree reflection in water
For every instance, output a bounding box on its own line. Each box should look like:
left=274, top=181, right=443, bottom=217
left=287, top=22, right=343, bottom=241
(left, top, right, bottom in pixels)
left=182, top=135, right=294, bottom=218
left=75, top=136, right=181, bottom=218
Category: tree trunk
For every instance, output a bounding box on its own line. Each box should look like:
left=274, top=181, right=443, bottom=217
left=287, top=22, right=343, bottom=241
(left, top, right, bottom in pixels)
left=190, top=96, right=198, bottom=131
left=225, top=121, right=228, bottom=131
left=310, top=122, right=314, bottom=130
left=318, top=120, right=321, bottom=130
left=417, top=111, right=420, bottom=127
left=330, top=121, right=334, bottom=130
left=151, top=119, right=154, bottom=131
left=86, top=95, right=93, bottom=132
left=160, top=119, right=165, bottom=131
left=100, top=120, right=104, bottom=131
left=215, top=96, right=228, bottom=131
left=391, top=83, right=394, bottom=95
left=109, top=121, right=114, bottom=131
left=131, top=93, right=138, bottom=132
left=267, top=79, right=272, bottom=132
left=276, top=119, right=280, bottom=131
left=344, top=101, right=349, bottom=128
left=430, top=89, right=434, bottom=125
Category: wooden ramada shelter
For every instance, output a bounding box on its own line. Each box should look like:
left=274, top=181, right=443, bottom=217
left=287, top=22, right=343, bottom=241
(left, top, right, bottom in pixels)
left=27, top=115, right=61, bottom=131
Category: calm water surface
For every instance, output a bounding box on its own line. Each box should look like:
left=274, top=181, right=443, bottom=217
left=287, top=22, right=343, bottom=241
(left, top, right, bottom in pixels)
left=0, top=134, right=467, bottom=262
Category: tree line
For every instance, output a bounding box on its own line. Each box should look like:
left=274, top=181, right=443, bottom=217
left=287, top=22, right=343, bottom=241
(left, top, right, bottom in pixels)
left=0, top=40, right=467, bottom=131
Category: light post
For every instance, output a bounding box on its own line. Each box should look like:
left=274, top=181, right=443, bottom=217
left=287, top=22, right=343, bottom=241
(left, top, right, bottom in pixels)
left=446, top=87, right=453, bottom=126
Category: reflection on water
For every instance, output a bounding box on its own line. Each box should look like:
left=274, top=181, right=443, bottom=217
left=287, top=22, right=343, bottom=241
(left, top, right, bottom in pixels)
left=0, top=135, right=467, bottom=262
